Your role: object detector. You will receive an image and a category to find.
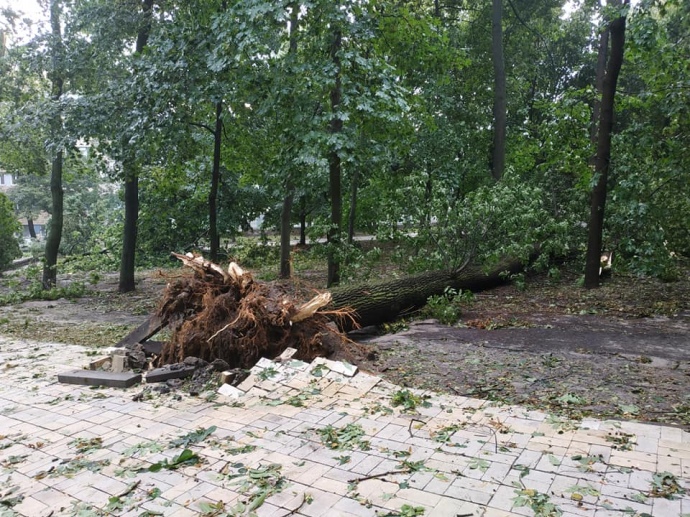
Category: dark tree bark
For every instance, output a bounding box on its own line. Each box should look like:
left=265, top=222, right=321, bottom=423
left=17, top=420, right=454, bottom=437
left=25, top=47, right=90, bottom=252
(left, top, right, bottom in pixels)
left=209, top=100, right=222, bottom=262
left=327, top=27, right=343, bottom=287
left=280, top=185, right=294, bottom=278
left=119, top=161, right=138, bottom=293
left=27, top=217, right=36, bottom=239
left=330, top=255, right=529, bottom=329
left=490, top=0, right=506, bottom=181
left=347, top=169, right=359, bottom=245
left=119, top=0, right=153, bottom=293
left=299, top=196, right=307, bottom=246
left=279, top=4, right=300, bottom=279
left=585, top=7, right=627, bottom=289
left=42, top=0, right=64, bottom=290
left=590, top=29, right=609, bottom=147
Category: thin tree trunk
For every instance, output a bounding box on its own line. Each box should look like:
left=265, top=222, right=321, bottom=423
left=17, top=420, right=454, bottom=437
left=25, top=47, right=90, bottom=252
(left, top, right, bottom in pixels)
left=27, top=217, right=36, bottom=239
left=347, top=169, right=359, bottom=245
left=119, top=0, right=153, bottom=293
left=209, top=100, right=222, bottom=262
left=119, top=166, right=138, bottom=292
left=584, top=9, right=627, bottom=288
left=490, top=0, right=506, bottom=181
left=280, top=184, right=294, bottom=278
left=590, top=29, right=608, bottom=147
left=299, top=196, right=307, bottom=246
left=42, top=0, right=64, bottom=290
left=327, top=27, right=343, bottom=287
left=279, top=4, right=300, bottom=279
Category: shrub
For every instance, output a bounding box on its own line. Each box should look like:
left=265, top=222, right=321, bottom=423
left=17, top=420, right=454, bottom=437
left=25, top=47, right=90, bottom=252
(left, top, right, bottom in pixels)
left=0, top=193, right=21, bottom=270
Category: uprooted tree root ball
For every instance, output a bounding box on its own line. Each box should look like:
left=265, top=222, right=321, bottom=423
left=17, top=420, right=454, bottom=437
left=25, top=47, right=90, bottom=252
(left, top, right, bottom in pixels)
left=156, top=253, right=363, bottom=369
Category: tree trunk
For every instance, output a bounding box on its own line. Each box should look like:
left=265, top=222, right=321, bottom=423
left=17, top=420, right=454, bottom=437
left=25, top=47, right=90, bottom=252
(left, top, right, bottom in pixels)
left=327, top=27, right=343, bottom=287
left=279, top=4, right=300, bottom=279
left=590, top=29, right=609, bottom=147
left=347, top=169, right=359, bottom=245
left=27, top=217, right=36, bottom=239
left=118, top=0, right=153, bottom=293
left=280, top=185, right=294, bottom=278
left=584, top=8, right=627, bottom=289
left=42, top=0, right=64, bottom=290
left=209, top=100, right=222, bottom=262
left=299, top=196, right=307, bottom=246
left=490, top=0, right=507, bottom=181
left=119, top=164, right=138, bottom=292
left=330, top=255, right=529, bottom=329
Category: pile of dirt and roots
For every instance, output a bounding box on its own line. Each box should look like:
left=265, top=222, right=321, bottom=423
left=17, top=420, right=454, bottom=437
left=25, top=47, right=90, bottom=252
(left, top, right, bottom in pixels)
left=155, top=253, right=364, bottom=370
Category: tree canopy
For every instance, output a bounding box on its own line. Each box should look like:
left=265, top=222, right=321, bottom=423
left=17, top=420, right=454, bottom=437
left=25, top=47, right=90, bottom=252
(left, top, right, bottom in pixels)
left=0, top=0, right=687, bottom=285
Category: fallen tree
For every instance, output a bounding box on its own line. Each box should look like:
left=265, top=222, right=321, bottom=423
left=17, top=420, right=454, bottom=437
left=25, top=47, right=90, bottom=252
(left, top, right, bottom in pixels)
left=330, top=255, right=529, bottom=329
left=141, top=251, right=531, bottom=368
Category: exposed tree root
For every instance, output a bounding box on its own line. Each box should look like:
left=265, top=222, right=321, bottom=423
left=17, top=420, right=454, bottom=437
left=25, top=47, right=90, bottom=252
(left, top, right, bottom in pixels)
left=156, top=253, right=361, bottom=369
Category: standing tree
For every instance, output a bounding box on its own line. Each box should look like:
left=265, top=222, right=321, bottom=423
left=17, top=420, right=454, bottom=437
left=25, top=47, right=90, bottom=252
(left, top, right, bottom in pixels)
left=490, top=0, right=506, bottom=181
left=584, top=1, right=629, bottom=288
left=119, top=0, right=153, bottom=293
left=42, top=0, right=65, bottom=289
left=327, top=24, right=343, bottom=287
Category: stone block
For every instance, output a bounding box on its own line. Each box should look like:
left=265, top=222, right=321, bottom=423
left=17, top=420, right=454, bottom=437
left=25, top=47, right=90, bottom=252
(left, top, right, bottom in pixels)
left=145, top=366, right=196, bottom=383
left=57, top=370, right=141, bottom=388
left=111, top=354, right=126, bottom=373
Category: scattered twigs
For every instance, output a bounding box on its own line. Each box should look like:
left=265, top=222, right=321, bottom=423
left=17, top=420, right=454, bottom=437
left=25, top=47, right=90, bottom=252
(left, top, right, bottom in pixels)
left=348, top=469, right=409, bottom=484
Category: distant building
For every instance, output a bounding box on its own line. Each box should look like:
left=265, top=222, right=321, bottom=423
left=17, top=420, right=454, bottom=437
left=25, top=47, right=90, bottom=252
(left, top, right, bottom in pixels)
left=0, top=172, right=15, bottom=191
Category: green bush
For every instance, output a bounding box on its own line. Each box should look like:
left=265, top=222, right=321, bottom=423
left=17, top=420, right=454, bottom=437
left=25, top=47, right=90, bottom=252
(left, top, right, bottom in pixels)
left=0, top=192, right=21, bottom=270
left=422, top=287, right=474, bottom=325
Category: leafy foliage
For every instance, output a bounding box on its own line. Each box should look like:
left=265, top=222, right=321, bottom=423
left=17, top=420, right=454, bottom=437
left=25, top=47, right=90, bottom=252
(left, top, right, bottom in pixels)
left=0, top=193, right=20, bottom=270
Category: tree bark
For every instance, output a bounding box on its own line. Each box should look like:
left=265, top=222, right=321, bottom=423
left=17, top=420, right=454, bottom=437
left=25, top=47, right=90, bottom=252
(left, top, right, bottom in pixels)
left=584, top=8, right=627, bottom=289
left=590, top=29, right=609, bottom=147
left=327, top=27, right=343, bottom=287
left=42, top=0, right=64, bottom=290
left=27, top=217, right=36, bottom=239
left=490, top=0, right=507, bottom=181
left=280, top=185, right=294, bottom=278
left=299, top=196, right=307, bottom=246
left=118, top=0, right=153, bottom=293
left=279, top=4, right=300, bottom=279
left=209, top=100, right=222, bottom=262
left=347, top=169, right=359, bottom=245
left=330, top=255, right=529, bottom=329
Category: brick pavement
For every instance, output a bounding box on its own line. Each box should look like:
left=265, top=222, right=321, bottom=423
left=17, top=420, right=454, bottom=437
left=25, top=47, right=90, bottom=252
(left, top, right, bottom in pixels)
left=1, top=336, right=689, bottom=516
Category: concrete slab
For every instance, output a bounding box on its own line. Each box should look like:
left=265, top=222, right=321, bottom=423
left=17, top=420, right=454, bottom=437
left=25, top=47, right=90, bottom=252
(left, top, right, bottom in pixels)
left=57, top=369, right=141, bottom=388
left=145, top=365, right=196, bottom=383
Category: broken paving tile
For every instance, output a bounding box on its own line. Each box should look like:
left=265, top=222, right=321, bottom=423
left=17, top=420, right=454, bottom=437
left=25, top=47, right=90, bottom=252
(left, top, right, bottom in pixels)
left=255, top=357, right=275, bottom=369
left=218, top=384, right=243, bottom=398
left=277, top=348, right=297, bottom=361
left=57, top=370, right=141, bottom=388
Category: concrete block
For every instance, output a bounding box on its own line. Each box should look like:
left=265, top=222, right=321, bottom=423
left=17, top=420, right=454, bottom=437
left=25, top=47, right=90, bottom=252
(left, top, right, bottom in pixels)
left=111, top=354, right=126, bottom=373
left=57, top=370, right=141, bottom=388
left=218, top=384, right=243, bottom=398
left=145, top=366, right=196, bottom=383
